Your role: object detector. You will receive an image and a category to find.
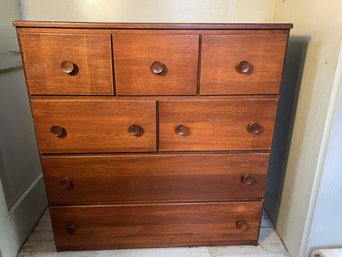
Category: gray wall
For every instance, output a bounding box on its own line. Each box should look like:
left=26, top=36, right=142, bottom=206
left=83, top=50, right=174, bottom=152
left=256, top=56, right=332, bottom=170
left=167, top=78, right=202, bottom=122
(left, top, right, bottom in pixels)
left=0, top=0, right=43, bottom=209
left=0, top=1, right=47, bottom=257
left=0, top=67, right=42, bottom=208
left=265, top=36, right=308, bottom=223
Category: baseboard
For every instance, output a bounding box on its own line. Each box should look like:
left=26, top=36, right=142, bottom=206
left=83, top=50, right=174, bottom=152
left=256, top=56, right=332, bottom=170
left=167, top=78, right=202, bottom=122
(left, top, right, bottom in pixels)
left=0, top=174, right=47, bottom=257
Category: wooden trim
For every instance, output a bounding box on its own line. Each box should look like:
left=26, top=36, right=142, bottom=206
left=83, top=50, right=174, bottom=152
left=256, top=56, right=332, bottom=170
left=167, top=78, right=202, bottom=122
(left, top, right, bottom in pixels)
left=29, top=95, right=279, bottom=100
left=13, top=21, right=293, bottom=30
left=40, top=151, right=271, bottom=157
left=16, top=28, right=290, bottom=36
left=55, top=241, right=257, bottom=251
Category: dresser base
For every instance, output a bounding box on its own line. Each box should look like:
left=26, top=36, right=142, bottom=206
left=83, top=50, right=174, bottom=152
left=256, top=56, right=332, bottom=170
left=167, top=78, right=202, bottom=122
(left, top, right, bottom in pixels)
left=50, top=202, right=262, bottom=251
left=55, top=241, right=258, bottom=251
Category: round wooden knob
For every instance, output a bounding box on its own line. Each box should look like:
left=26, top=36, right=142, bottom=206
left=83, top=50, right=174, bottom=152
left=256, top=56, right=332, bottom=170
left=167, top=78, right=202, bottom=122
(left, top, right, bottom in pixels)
left=65, top=224, right=76, bottom=235
left=235, top=220, right=249, bottom=231
left=151, top=61, right=167, bottom=75
left=236, top=61, right=254, bottom=74
left=175, top=124, right=191, bottom=136
left=59, top=177, right=73, bottom=190
left=50, top=125, right=67, bottom=138
left=247, top=122, right=264, bottom=135
left=61, top=61, right=75, bottom=74
left=241, top=174, right=257, bottom=186
left=128, top=124, right=144, bottom=137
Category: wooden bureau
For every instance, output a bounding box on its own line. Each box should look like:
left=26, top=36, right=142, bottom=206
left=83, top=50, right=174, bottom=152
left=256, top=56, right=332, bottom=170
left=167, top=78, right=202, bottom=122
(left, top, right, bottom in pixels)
left=14, top=21, right=292, bottom=251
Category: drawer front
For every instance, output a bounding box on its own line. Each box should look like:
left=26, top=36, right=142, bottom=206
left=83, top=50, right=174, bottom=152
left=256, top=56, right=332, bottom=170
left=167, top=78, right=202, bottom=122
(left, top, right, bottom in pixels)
left=42, top=153, right=269, bottom=205
left=159, top=98, right=278, bottom=151
left=114, top=34, right=199, bottom=95
left=31, top=99, right=156, bottom=153
left=19, top=33, right=113, bottom=95
left=50, top=202, right=262, bottom=250
left=200, top=34, right=287, bottom=95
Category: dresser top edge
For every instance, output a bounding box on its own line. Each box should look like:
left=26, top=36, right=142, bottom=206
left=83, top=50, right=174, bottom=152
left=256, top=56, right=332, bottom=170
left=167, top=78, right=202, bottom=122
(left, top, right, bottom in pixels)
left=13, top=21, right=293, bottom=30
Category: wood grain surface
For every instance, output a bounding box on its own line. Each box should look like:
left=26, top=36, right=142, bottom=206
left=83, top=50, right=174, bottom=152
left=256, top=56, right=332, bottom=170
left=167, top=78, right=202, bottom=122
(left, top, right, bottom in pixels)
left=50, top=202, right=262, bottom=250
left=114, top=34, right=199, bottom=95
left=19, top=33, right=114, bottom=95
left=31, top=98, right=156, bottom=153
left=13, top=21, right=293, bottom=30
left=18, top=208, right=292, bottom=257
left=14, top=21, right=291, bottom=251
left=159, top=98, right=278, bottom=151
left=42, top=153, right=270, bottom=204
left=200, top=34, right=287, bottom=95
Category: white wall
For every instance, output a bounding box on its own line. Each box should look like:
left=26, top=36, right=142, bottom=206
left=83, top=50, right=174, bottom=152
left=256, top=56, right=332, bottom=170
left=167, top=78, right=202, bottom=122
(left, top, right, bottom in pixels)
left=20, top=0, right=277, bottom=22
left=306, top=47, right=342, bottom=255
left=274, top=1, right=342, bottom=256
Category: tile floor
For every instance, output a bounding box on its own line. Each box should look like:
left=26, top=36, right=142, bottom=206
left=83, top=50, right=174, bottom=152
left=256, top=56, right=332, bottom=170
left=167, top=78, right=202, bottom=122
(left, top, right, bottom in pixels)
left=17, top=209, right=290, bottom=257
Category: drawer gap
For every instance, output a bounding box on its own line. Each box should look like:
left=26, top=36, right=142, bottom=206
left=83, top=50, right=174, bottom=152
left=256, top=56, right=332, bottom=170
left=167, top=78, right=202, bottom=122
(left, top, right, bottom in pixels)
left=110, top=34, right=116, bottom=95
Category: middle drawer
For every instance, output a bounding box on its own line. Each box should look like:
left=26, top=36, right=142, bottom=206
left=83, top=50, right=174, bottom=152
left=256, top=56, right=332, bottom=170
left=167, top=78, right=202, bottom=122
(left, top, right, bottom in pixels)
left=31, top=97, right=277, bottom=153
left=31, top=98, right=156, bottom=153
left=42, top=153, right=269, bottom=205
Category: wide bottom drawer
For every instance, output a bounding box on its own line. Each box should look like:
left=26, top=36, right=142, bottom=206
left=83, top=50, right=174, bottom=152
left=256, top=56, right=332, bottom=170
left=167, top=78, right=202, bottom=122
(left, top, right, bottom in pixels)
left=42, top=153, right=269, bottom=205
left=50, top=201, right=262, bottom=251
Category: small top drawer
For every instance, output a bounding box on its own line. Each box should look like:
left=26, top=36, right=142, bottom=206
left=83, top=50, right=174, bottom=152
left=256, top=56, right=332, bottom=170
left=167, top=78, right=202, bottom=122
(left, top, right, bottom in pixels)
left=19, top=33, right=113, bottom=95
left=114, top=34, right=199, bottom=95
left=200, top=34, right=287, bottom=95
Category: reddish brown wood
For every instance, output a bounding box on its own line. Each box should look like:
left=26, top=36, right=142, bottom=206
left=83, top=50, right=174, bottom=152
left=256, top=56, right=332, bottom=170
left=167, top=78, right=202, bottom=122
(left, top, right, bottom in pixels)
left=58, top=177, right=72, bottom=190
left=13, top=20, right=293, bottom=30
left=30, top=95, right=278, bottom=101
left=127, top=124, right=144, bottom=137
left=65, top=225, right=76, bottom=235
left=247, top=122, right=264, bottom=134
left=60, top=61, right=75, bottom=74
left=31, top=98, right=156, bottom=153
left=18, top=33, right=114, bottom=95
left=50, top=125, right=67, bottom=138
left=200, top=34, right=287, bottom=95
left=150, top=61, right=167, bottom=75
left=241, top=174, right=258, bottom=186
left=114, top=34, right=199, bottom=95
left=41, top=153, right=269, bottom=205
left=16, top=27, right=290, bottom=37
left=236, top=220, right=250, bottom=231
left=50, top=202, right=262, bottom=250
left=236, top=60, right=254, bottom=74
left=159, top=98, right=278, bottom=151
left=14, top=21, right=291, bottom=250
left=175, top=124, right=191, bottom=136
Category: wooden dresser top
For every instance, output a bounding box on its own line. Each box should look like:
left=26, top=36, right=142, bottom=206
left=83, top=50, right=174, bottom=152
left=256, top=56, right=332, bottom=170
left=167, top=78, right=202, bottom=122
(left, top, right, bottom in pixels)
left=13, top=21, right=293, bottom=30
